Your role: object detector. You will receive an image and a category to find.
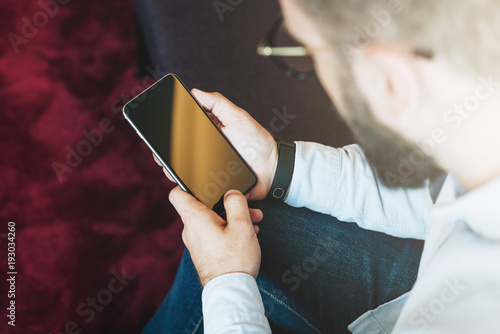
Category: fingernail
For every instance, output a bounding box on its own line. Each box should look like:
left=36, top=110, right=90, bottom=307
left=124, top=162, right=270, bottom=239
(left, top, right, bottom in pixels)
left=225, top=189, right=240, bottom=198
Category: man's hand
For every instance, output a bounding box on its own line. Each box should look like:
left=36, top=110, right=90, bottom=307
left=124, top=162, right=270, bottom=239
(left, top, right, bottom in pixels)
left=156, top=89, right=278, bottom=201
left=169, top=186, right=263, bottom=287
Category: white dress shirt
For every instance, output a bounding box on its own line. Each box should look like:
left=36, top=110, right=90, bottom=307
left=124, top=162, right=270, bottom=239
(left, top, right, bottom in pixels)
left=202, top=142, right=500, bottom=333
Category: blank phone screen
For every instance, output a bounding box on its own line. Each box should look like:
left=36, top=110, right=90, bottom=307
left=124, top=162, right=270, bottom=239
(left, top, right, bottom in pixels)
left=124, top=74, right=257, bottom=212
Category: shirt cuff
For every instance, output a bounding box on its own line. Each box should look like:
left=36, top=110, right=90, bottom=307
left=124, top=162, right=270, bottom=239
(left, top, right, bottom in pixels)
left=285, top=141, right=340, bottom=214
left=202, top=272, right=271, bottom=334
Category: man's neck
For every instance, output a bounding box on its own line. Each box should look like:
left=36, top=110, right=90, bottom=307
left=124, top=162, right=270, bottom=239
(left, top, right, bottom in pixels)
left=438, top=99, right=500, bottom=192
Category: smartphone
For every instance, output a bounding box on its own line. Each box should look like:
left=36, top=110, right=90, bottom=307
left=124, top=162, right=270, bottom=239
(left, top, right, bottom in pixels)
left=123, top=74, right=257, bottom=214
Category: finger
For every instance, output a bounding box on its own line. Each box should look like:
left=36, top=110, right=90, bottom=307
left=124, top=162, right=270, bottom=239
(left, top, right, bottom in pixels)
left=253, top=225, right=260, bottom=234
left=248, top=208, right=263, bottom=223
left=223, top=190, right=253, bottom=233
left=162, top=168, right=176, bottom=183
left=152, top=153, right=176, bottom=183
left=169, top=186, right=207, bottom=219
left=192, top=89, right=245, bottom=126
left=206, top=112, right=222, bottom=128
left=152, top=153, right=162, bottom=166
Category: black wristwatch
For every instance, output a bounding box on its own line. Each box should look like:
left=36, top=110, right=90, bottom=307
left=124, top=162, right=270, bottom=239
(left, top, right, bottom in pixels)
left=267, top=141, right=296, bottom=201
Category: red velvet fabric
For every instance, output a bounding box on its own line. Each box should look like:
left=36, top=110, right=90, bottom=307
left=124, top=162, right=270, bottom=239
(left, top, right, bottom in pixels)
left=0, top=1, right=182, bottom=333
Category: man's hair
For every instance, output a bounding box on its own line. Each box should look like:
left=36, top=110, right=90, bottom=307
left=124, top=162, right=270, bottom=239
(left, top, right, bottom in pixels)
left=293, top=0, right=500, bottom=77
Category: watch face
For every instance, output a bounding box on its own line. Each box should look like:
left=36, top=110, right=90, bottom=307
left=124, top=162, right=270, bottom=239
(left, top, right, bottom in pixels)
left=272, top=187, right=285, bottom=199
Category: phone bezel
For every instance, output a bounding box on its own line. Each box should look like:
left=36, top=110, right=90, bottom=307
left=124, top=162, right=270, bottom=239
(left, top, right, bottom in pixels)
left=122, top=73, right=257, bottom=208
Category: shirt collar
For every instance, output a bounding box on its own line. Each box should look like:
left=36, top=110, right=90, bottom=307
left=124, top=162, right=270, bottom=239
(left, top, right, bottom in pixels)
left=433, top=175, right=500, bottom=240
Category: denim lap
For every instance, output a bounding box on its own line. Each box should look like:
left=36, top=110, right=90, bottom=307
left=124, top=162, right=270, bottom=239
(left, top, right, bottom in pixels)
left=142, top=200, right=424, bottom=334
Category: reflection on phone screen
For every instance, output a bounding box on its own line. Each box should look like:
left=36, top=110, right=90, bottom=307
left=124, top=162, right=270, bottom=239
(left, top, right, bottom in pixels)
left=124, top=75, right=256, bottom=211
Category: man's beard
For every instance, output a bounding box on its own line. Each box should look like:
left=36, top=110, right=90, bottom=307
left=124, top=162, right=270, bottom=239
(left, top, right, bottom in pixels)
left=339, top=79, right=443, bottom=189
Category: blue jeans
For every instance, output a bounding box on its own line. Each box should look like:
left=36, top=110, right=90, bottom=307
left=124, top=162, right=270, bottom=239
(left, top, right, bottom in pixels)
left=142, top=201, right=424, bottom=334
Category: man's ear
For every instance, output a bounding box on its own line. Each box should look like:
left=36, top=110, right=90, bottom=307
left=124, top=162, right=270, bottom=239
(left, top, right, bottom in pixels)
left=351, top=46, right=422, bottom=131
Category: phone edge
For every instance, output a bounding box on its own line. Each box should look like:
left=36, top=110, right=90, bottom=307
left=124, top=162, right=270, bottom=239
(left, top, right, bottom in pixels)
left=122, top=74, right=194, bottom=197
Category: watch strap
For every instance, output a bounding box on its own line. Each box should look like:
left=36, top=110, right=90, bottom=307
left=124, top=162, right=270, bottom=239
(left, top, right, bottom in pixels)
left=268, top=141, right=296, bottom=201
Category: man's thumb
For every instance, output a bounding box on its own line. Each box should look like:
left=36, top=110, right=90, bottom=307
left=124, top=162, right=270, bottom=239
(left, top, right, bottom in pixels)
left=192, top=89, right=241, bottom=124
left=223, top=190, right=253, bottom=232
